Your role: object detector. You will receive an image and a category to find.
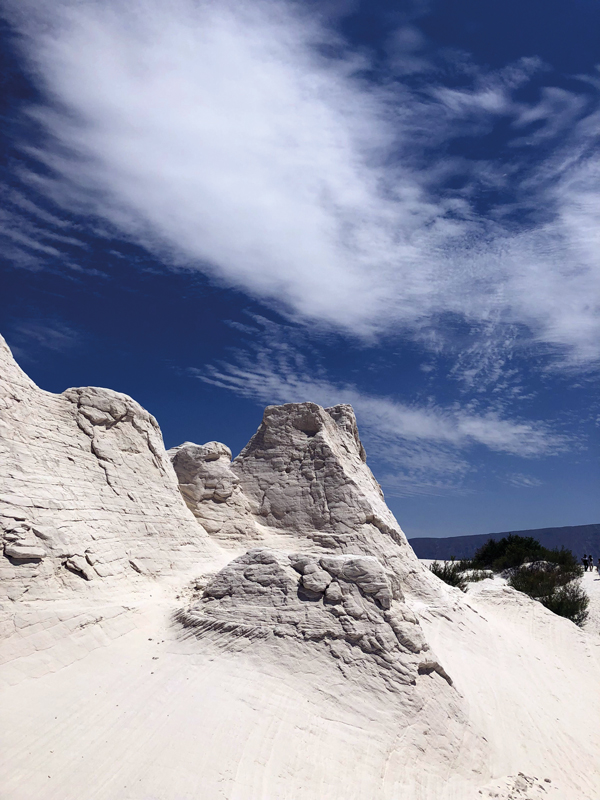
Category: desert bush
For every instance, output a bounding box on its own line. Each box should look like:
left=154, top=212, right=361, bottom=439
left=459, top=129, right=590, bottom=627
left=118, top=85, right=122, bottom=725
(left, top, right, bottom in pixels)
left=541, top=582, right=589, bottom=627
left=544, top=546, right=581, bottom=571
left=463, top=569, right=490, bottom=583
left=472, top=534, right=547, bottom=571
left=472, top=535, right=587, bottom=626
left=509, top=562, right=566, bottom=595
left=507, top=560, right=588, bottom=627
left=472, top=535, right=582, bottom=573
left=429, top=560, right=467, bottom=591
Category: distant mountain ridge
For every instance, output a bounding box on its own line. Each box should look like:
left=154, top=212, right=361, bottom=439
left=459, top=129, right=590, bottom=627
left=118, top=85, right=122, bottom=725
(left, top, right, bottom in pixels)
left=409, top=523, right=600, bottom=561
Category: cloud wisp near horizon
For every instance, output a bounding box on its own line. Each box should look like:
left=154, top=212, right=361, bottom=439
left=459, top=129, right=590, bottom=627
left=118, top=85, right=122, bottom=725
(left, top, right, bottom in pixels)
left=3, top=0, right=600, bottom=369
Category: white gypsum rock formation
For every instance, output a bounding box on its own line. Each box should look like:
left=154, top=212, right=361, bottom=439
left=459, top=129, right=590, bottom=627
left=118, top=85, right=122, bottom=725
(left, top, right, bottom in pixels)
left=0, top=334, right=218, bottom=601
left=168, top=440, right=262, bottom=541
left=232, top=402, right=432, bottom=590
left=177, top=547, right=453, bottom=694
left=2, top=333, right=600, bottom=800
left=172, top=402, right=454, bottom=696
left=170, top=402, right=434, bottom=594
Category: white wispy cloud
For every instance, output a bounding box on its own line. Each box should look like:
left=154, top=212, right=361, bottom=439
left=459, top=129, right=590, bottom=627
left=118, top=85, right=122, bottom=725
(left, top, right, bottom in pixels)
left=505, top=473, right=544, bottom=489
left=199, top=356, right=563, bottom=456
left=4, top=0, right=600, bottom=370
left=6, top=319, right=83, bottom=361
left=191, top=318, right=567, bottom=494
left=0, top=190, right=86, bottom=271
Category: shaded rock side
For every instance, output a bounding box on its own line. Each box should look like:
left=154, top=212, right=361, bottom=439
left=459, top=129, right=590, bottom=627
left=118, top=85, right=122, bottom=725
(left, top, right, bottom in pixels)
left=0, top=335, right=216, bottom=600
left=168, top=440, right=261, bottom=542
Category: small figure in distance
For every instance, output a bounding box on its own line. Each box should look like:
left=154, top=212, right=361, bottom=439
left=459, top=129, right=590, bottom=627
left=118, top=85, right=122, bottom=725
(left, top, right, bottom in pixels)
left=582, top=554, right=588, bottom=571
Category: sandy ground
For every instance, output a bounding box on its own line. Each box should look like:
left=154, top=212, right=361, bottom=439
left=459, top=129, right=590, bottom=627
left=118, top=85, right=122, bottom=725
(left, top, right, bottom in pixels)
left=2, top=565, right=600, bottom=799
left=581, top=568, right=600, bottom=635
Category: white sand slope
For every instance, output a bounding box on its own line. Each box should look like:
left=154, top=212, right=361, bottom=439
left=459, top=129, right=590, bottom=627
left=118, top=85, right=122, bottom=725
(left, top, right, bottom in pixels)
left=2, top=576, right=599, bottom=799
left=417, top=576, right=600, bottom=798
left=582, top=568, right=600, bottom=636
left=2, top=334, right=600, bottom=799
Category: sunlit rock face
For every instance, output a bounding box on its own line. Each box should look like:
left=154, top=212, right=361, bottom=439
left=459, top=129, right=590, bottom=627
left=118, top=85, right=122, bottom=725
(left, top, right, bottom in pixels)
left=0, top=334, right=217, bottom=600
left=168, top=440, right=261, bottom=542
left=169, top=401, right=431, bottom=594
left=177, top=547, right=453, bottom=698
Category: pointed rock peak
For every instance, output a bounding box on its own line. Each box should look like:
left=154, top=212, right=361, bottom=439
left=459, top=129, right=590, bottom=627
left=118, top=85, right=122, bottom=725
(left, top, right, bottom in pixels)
left=0, top=334, right=39, bottom=407
left=230, top=402, right=421, bottom=576
left=241, top=402, right=366, bottom=461
left=325, top=403, right=367, bottom=462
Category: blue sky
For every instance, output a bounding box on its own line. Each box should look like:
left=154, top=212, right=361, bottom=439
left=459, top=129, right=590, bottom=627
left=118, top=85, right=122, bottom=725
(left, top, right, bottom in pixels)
left=1, top=0, right=598, bottom=538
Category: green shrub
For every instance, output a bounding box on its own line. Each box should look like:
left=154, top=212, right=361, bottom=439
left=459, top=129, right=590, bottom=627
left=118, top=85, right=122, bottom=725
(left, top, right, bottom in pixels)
left=472, top=535, right=588, bottom=626
left=472, top=534, right=546, bottom=571
left=509, top=562, right=565, bottom=596
left=544, top=546, right=581, bottom=571
left=429, top=561, right=467, bottom=592
left=464, top=569, right=490, bottom=583
left=454, top=558, right=491, bottom=583
left=507, top=562, right=588, bottom=627
left=472, top=535, right=582, bottom=573
left=541, top=582, right=589, bottom=627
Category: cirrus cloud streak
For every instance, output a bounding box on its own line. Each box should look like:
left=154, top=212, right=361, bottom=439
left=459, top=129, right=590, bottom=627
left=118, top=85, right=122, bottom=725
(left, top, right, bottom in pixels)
left=3, top=0, right=600, bottom=369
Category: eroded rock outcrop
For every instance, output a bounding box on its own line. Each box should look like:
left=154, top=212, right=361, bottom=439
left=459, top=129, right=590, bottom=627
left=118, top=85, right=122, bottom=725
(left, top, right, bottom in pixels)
left=2, top=520, right=47, bottom=561
left=178, top=547, right=450, bottom=695
left=166, top=402, right=451, bottom=694
left=3, top=334, right=600, bottom=799
left=168, top=440, right=261, bottom=541
left=169, top=402, right=431, bottom=596
left=0, top=335, right=218, bottom=600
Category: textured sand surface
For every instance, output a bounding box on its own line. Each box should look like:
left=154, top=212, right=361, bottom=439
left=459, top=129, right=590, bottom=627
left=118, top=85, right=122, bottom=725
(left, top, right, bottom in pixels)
left=1, top=334, right=600, bottom=799
left=3, top=576, right=599, bottom=799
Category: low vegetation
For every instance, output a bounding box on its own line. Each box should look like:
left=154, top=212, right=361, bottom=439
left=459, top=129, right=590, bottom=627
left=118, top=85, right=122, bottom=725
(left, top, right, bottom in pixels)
left=429, top=560, right=468, bottom=592
left=429, top=534, right=589, bottom=626
left=507, top=560, right=589, bottom=627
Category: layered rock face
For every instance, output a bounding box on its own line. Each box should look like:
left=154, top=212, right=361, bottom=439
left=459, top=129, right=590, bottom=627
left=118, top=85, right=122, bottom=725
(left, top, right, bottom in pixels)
left=166, top=408, right=467, bottom=784
left=233, top=403, right=428, bottom=585
left=178, top=547, right=451, bottom=696
left=1, top=333, right=453, bottom=698
left=170, top=403, right=449, bottom=696
left=0, top=335, right=217, bottom=600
